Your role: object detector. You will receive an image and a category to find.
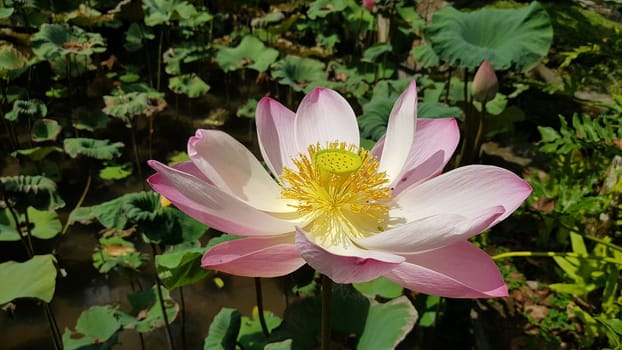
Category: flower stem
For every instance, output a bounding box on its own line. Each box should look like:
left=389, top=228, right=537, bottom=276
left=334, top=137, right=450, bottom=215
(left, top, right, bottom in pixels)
left=254, top=277, right=270, bottom=338
left=150, top=243, right=175, bottom=350
left=320, top=275, right=332, bottom=350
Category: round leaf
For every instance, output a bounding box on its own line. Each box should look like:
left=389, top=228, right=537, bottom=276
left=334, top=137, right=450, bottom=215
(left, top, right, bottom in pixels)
left=425, top=2, right=553, bottom=70
left=358, top=296, right=418, bottom=349
left=215, top=36, right=279, bottom=72
left=64, top=137, right=124, bottom=160
left=168, top=73, right=210, bottom=98
left=31, top=118, right=62, bottom=142
left=272, top=55, right=327, bottom=92
left=0, top=255, right=57, bottom=304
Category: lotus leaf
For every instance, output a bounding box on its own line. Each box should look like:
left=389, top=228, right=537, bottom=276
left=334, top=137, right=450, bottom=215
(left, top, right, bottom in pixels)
left=31, top=118, right=61, bottom=142
left=358, top=296, right=418, bottom=349
left=62, top=305, right=124, bottom=350
left=216, top=36, right=279, bottom=72
left=93, top=236, right=145, bottom=273
left=307, top=0, right=347, bottom=20
left=204, top=308, right=242, bottom=350
left=74, top=109, right=109, bottom=131
left=0, top=254, right=57, bottom=304
left=99, top=163, right=133, bottom=180
left=0, top=206, right=62, bottom=241
left=155, top=241, right=211, bottom=290
left=125, top=286, right=179, bottom=332
left=272, top=55, right=327, bottom=92
left=63, top=138, right=124, bottom=160
left=143, top=0, right=201, bottom=26
left=103, top=91, right=166, bottom=123
left=424, top=1, right=552, bottom=70
left=168, top=73, right=210, bottom=98
left=31, top=24, right=106, bottom=60
left=10, top=146, right=62, bottom=161
left=5, top=99, right=47, bottom=121
left=0, top=43, right=29, bottom=79
left=0, top=175, right=65, bottom=211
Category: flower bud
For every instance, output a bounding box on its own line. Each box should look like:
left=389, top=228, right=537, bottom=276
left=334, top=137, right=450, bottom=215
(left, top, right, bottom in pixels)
left=472, top=60, right=498, bottom=103
left=363, top=0, right=375, bottom=11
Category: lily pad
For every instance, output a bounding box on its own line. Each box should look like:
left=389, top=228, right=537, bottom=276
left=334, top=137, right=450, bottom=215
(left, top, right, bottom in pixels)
left=156, top=241, right=211, bottom=290
left=103, top=91, right=166, bottom=123
left=424, top=2, right=553, bottom=70
left=353, top=276, right=403, bottom=299
left=64, top=138, right=124, bottom=160
left=0, top=207, right=62, bottom=241
left=125, top=286, right=179, bottom=333
left=272, top=55, right=327, bottom=92
left=168, top=73, right=210, bottom=98
left=11, top=146, right=62, bottom=161
left=358, top=296, right=418, bottom=349
left=31, top=24, right=106, bottom=60
left=142, top=0, right=199, bottom=26
left=62, top=305, right=124, bottom=350
left=0, top=254, right=57, bottom=304
left=5, top=99, right=47, bottom=121
left=99, top=163, right=133, bottom=180
left=93, top=236, right=145, bottom=273
left=0, top=43, right=29, bottom=79
left=31, top=118, right=62, bottom=142
left=74, top=109, right=110, bottom=131
left=204, top=308, right=241, bottom=350
left=0, top=175, right=65, bottom=211
left=307, top=0, right=347, bottom=19
left=216, top=36, right=279, bottom=73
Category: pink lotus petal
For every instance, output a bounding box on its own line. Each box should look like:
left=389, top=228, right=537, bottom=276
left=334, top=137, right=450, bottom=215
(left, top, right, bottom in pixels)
left=378, top=81, right=418, bottom=184
left=395, top=165, right=531, bottom=227
left=355, top=206, right=503, bottom=253
left=147, top=160, right=300, bottom=236
left=201, top=235, right=305, bottom=277
left=385, top=241, right=508, bottom=298
left=295, top=87, right=359, bottom=150
left=256, top=98, right=298, bottom=177
left=188, top=129, right=291, bottom=212
left=295, top=229, right=404, bottom=283
left=373, top=118, right=460, bottom=193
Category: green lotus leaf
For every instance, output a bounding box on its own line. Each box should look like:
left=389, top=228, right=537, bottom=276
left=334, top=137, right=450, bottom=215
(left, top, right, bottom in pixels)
left=103, top=90, right=166, bottom=123
left=0, top=175, right=65, bottom=211
left=0, top=7, right=14, bottom=19
left=11, top=146, right=62, bottom=161
left=64, top=138, right=124, bottom=160
left=31, top=118, right=61, bottom=142
left=424, top=1, right=552, bottom=70
left=74, top=109, right=109, bottom=131
left=353, top=276, right=403, bottom=299
left=99, top=163, right=133, bottom=180
left=143, top=0, right=200, bottom=26
left=238, top=308, right=282, bottom=349
left=358, top=296, right=418, bottom=349
left=0, top=206, right=62, bottom=241
left=251, top=11, right=285, bottom=28
left=31, top=24, right=106, bottom=60
left=0, top=254, right=57, bottom=304
left=236, top=98, right=258, bottom=119
left=5, top=99, right=47, bottom=121
left=125, top=286, right=179, bottom=333
left=62, top=305, right=123, bottom=350
left=362, top=43, right=393, bottom=63
left=272, top=55, right=327, bottom=92
left=124, top=22, right=155, bottom=52
left=156, top=241, right=211, bottom=290
left=93, top=236, right=145, bottom=273
left=216, top=36, right=279, bottom=73
left=411, top=43, right=440, bottom=68
left=0, top=43, right=29, bottom=79
left=168, top=73, right=210, bottom=98
left=307, top=0, right=347, bottom=20
left=204, top=308, right=242, bottom=350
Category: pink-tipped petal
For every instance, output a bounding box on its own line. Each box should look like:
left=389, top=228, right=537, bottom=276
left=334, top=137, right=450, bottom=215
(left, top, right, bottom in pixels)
left=355, top=206, right=504, bottom=254
left=256, top=98, right=298, bottom=176
left=378, top=81, right=418, bottom=183
left=188, top=129, right=291, bottom=212
left=385, top=241, right=508, bottom=298
left=201, top=235, right=305, bottom=277
left=395, top=165, right=532, bottom=227
left=362, top=0, right=375, bottom=11
left=373, top=118, right=460, bottom=193
left=294, top=87, right=359, bottom=150
left=472, top=60, right=498, bottom=103
left=295, top=229, right=404, bottom=283
left=147, top=160, right=299, bottom=236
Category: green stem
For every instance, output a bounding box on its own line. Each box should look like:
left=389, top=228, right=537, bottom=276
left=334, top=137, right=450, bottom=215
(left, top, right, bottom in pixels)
left=320, top=275, right=332, bottom=350
left=151, top=243, right=175, bottom=350
left=254, top=277, right=270, bottom=338
left=130, top=120, right=145, bottom=190
left=472, top=102, right=486, bottom=162
left=62, top=174, right=91, bottom=234
left=179, top=286, right=187, bottom=350
left=492, top=251, right=622, bottom=265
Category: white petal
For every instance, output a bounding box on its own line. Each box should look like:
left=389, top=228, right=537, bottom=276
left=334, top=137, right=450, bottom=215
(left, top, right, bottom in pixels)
left=256, top=97, right=298, bottom=176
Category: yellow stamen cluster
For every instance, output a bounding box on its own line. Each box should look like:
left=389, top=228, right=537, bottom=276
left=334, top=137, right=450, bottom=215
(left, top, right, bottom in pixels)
left=280, top=142, right=391, bottom=247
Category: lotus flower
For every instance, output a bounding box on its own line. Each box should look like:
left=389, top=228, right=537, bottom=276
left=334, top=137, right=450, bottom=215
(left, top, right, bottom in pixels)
left=147, top=81, right=531, bottom=298
left=362, top=0, right=375, bottom=11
